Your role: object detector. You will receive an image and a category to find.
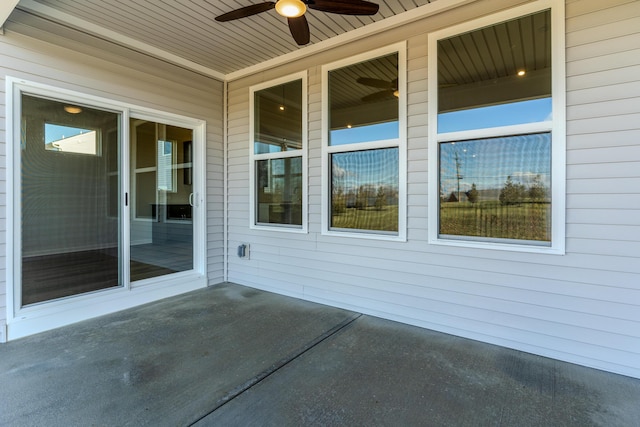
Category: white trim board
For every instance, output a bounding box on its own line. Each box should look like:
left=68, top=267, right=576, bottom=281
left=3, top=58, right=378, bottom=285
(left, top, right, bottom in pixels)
left=0, top=0, right=19, bottom=28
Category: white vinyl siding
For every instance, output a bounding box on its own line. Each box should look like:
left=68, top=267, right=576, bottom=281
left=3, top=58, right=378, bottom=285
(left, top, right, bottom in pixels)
left=226, top=0, right=640, bottom=379
left=0, top=27, right=224, bottom=339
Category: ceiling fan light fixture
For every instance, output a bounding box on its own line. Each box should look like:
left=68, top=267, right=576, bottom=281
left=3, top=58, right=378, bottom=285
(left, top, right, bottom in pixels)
left=275, top=0, right=307, bottom=18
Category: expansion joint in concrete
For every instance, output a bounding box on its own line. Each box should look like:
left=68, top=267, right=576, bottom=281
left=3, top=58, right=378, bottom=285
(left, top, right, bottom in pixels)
left=190, top=313, right=363, bottom=425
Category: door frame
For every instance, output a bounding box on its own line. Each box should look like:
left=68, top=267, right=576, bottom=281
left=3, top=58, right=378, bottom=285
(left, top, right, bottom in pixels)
left=5, top=77, right=207, bottom=340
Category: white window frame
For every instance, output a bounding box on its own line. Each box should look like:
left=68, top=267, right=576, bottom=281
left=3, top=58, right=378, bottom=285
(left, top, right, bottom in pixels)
left=321, top=42, right=407, bottom=241
left=249, top=71, right=308, bottom=233
left=427, top=0, right=566, bottom=254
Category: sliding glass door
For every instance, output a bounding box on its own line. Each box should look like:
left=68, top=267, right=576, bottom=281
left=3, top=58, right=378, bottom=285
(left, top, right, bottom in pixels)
left=19, top=94, right=199, bottom=307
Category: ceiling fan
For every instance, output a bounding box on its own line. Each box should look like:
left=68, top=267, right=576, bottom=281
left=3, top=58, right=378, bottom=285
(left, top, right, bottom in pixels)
left=215, top=0, right=380, bottom=46
left=356, top=77, right=398, bottom=102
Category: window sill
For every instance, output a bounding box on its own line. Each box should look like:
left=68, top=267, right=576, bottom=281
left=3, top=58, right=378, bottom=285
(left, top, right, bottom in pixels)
left=429, top=236, right=564, bottom=255
left=251, top=224, right=307, bottom=234
left=322, top=229, right=406, bottom=242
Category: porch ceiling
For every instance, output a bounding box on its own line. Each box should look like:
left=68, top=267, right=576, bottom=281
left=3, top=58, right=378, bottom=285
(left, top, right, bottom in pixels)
left=6, top=0, right=470, bottom=80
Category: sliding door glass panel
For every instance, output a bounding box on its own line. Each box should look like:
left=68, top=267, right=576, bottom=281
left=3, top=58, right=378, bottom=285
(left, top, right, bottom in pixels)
left=130, top=120, right=193, bottom=282
left=21, top=94, right=122, bottom=306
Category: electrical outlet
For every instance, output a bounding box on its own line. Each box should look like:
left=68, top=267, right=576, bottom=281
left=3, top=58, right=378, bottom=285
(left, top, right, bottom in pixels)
left=237, top=243, right=250, bottom=259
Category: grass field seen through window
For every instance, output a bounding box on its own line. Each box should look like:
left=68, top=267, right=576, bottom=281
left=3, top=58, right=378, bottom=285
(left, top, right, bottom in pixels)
left=440, top=201, right=550, bottom=242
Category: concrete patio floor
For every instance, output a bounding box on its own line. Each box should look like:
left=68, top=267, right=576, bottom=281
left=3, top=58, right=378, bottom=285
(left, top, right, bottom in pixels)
left=1, top=283, right=639, bottom=426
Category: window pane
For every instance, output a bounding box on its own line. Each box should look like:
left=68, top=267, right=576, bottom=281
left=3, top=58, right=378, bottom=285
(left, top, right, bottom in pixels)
left=331, top=148, right=399, bottom=233
left=21, top=94, right=122, bottom=305
left=439, top=133, right=551, bottom=243
left=256, top=157, right=303, bottom=226
left=254, top=80, right=303, bottom=154
left=437, top=10, right=551, bottom=133
left=329, top=53, right=399, bottom=145
left=438, top=98, right=551, bottom=133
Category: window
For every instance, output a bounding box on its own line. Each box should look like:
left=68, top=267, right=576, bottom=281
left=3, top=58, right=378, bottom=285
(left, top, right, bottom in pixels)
left=250, top=73, right=307, bottom=231
left=45, top=123, right=99, bottom=155
left=157, top=140, right=177, bottom=192
left=428, top=0, right=565, bottom=253
left=322, top=43, right=406, bottom=240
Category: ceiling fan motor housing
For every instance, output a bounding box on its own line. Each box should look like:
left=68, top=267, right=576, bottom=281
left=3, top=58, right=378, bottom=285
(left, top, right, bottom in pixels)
left=215, top=0, right=380, bottom=45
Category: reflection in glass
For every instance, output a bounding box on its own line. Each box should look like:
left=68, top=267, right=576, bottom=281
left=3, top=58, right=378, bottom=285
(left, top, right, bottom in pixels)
left=329, top=52, right=399, bottom=146
left=44, top=123, right=98, bottom=155
left=330, top=122, right=398, bottom=146
left=21, top=94, right=121, bottom=305
left=331, top=148, right=399, bottom=233
left=437, top=9, right=551, bottom=133
left=135, top=171, right=157, bottom=219
left=439, top=133, right=551, bottom=243
left=438, top=98, right=552, bottom=133
left=130, top=120, right=194, bottom=282
left=254, top=80, right=303, bottom=154
left=157, top=140, right=176, bottom=192
left=256, top=157, right=303, bottom=226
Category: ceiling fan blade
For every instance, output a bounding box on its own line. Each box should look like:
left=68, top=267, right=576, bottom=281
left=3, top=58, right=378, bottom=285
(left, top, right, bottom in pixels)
left=362, top=90, right=394, bottom=103
left=288, top=15, right=310, bottom=45
left=308, top=0, right=379, bottom=15
left=215, top=2, right=275, bottom=22
left=357, top=77, right=393, bottom=89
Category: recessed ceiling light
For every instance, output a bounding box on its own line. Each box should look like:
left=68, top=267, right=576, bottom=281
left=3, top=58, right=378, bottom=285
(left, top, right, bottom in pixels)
left=517, top=70, right=526, bottom=77
left=64, top=105, right=82, bottom=114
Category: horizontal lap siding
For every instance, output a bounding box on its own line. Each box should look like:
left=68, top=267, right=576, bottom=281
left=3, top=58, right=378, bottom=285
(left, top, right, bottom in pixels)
left=565, top=3, right=640, bottom=371
left=0, top=29, right=224, bottom=338
left=226, top=0, right=640, bottom=378
left=565, top=2, right=640, bottom=309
